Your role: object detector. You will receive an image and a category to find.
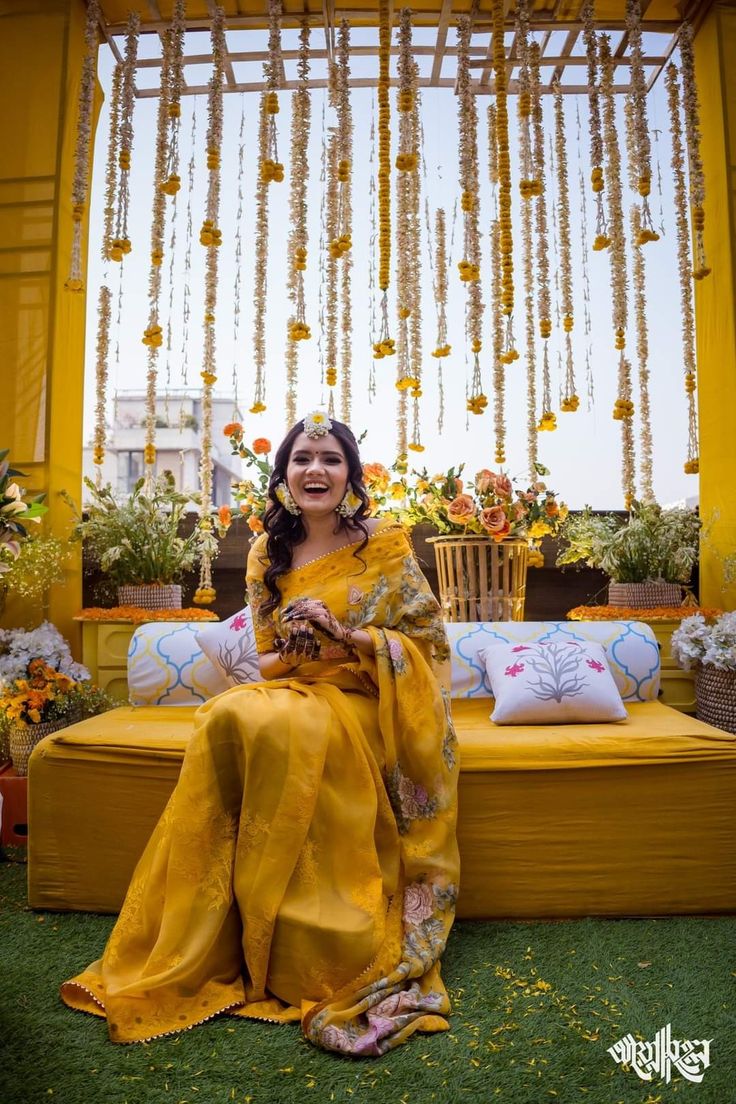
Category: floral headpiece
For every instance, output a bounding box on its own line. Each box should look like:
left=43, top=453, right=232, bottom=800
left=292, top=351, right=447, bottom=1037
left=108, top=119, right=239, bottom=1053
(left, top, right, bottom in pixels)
left=302, top=411, right=332, bottom=439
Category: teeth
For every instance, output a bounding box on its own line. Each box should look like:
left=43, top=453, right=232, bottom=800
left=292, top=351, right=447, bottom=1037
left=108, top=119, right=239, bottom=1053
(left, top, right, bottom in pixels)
left=305, top=483, right=328, bottom=490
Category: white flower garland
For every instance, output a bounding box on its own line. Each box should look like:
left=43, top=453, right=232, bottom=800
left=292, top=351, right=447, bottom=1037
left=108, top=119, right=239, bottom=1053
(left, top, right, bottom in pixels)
left=530, top=42, right=554, bottom=435
left=430, top=207, right=449, bottom=432
left=626, top=0, right=658, bottom=243
left=66, top=0, right=100, bottom=291
left=582, top=0, right=609, bottom=250
left=92, top=286, right=112, bottom=482
left=678, top=22, right=710, bottom=280
left=374, top=0, right=394, bottom=361
left=630, top=205, right=655, bottom=502
left=553, top=79, right=578, bottom=414
left=110, top=13, right=139, bottom=263
left=285, top=22, right=312, bottom=424
left=665, top=63, right=699, bottom=475
left=337, top=21, right=353, bottom=423
left=102, top=63, right=122, bottom=262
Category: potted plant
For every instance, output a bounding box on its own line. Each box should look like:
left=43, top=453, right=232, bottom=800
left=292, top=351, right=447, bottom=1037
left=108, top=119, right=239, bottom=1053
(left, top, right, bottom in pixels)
left=556, top=501, right=701, bottom=609
left=62, top=472, right=222, bottom=611
left=0, top=621, right=114, bottom=773
left=671, top=612, right=736, bottom=733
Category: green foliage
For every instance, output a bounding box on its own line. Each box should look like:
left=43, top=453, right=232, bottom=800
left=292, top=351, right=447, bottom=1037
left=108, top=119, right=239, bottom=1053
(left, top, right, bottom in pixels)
left=62, top=473, right=205, bottom=586
left=557, top=501, right=701, bottom=584
left=0, top=534, right=69, bottom=604
left=0, top=448, right=48, bottom=573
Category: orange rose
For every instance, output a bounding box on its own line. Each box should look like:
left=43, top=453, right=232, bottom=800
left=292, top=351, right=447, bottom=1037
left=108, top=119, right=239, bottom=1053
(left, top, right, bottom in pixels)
left=475, top=468, right=494, bottom=494
left=454, top=477, right=464, bottom=494
left=447, top=494, right=476, bottom=524
left=545, top=499, right=560, bottom=518
left=238, top=501, right=252, bottom=516
left=252, top=437, right=271, bottom=455
left=218, top=505, right=232, bottom=528
left=480, top=505, right=508, bottom=535
left=248, top=515, right=264, bottom=533
left=363, top=463, right=391, bottom=492
left=223, top=422, right=243, bottom=438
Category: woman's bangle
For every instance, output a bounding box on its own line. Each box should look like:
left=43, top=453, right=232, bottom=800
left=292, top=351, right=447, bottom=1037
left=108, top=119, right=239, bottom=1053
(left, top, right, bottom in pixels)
left=341, top=625, right=357, bottom=651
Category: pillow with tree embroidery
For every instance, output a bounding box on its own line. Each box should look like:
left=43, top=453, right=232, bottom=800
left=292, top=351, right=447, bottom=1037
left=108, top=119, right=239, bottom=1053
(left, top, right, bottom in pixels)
left=478, top=640, right=628, bottom=724
left=195, top=606, right=261, bottom=689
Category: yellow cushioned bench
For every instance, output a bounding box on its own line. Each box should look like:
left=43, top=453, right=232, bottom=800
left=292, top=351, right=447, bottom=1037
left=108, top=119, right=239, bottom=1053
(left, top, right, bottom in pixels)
left=28, top=699, right=736, bottom=918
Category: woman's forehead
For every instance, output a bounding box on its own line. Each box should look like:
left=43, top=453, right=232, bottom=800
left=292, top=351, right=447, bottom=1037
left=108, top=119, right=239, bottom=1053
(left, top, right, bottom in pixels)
left=289, top=432, right=345, bottom=456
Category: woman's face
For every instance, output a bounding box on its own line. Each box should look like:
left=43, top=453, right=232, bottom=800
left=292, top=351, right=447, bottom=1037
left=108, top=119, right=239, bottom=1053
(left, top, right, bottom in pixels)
left=285, top=431, right=350, bottom=517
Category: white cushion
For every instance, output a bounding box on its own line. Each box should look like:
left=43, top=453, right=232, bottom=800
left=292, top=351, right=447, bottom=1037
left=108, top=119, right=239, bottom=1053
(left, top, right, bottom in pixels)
left=479, top=639, right=628, bottom=725
left=195, top=606, right=261, bottom=688
left=128, top=623, right=229, bottom=706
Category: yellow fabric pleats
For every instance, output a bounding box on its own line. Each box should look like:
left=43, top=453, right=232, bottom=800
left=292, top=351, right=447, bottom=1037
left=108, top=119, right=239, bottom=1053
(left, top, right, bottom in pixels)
left=61, top=522, right=460, bottom=1056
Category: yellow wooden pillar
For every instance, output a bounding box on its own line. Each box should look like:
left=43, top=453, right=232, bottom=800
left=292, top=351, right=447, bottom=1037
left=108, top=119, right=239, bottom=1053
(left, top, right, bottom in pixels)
left=695, top=1, right=736, bottom=609
left=0, top=0, right=93, bottom=649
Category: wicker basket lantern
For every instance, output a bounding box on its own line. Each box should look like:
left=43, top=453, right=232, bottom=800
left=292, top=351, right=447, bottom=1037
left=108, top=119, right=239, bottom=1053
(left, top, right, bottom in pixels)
left=427, top=535, right=529, bottom=623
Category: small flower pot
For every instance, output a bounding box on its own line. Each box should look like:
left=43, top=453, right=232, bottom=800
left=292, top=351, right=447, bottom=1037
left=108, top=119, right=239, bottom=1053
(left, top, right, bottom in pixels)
left=607, top=581, right=683, bottom=609
left=695, top=665, right=736, bottom=734
left=117, top=584, right=183, bottom=611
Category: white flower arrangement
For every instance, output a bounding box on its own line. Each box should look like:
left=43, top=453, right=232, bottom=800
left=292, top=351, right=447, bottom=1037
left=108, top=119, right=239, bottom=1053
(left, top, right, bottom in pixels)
left=671, top=612, right=736, bottom=673
left=0, top=622, right=89, bottom=691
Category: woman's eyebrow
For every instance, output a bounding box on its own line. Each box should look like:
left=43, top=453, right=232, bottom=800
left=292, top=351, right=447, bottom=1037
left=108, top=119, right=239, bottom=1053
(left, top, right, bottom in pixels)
left=292, top=450, right=344, bottom=458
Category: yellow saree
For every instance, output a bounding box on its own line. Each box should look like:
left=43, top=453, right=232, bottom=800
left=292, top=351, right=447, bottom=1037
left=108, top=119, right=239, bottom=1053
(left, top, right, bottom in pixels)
left=60, top=519, right=460, bottom=1056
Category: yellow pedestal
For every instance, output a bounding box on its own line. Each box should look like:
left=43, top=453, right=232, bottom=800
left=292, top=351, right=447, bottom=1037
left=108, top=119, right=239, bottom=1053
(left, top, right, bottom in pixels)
left=645, top=620, right=696, bottom=715
left=80, top=621, right=136, bottom=703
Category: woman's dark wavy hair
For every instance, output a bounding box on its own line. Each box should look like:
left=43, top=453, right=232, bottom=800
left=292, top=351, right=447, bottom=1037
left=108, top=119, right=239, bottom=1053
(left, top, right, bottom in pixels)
left=259, top=418, right=372, bottom=614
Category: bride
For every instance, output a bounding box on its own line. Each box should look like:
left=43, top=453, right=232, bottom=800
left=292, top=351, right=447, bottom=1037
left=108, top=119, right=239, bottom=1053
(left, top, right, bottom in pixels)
left=61, top=412, right=460, bottom=1057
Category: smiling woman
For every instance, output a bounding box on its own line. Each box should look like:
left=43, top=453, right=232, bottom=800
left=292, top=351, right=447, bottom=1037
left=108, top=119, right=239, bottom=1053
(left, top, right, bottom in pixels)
left=61, top=412, right=460, bottom=1058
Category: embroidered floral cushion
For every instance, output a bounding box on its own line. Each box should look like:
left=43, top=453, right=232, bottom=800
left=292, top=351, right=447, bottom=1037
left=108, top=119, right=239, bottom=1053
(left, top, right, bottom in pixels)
left=478, top=640, right=628, bottom=725
left=194, top=606, right=261, bottom=689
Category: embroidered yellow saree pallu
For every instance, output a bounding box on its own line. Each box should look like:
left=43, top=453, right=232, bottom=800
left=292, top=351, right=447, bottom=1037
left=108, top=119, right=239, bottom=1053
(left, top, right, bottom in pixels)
left=60, top=520, right=460, bottom=1056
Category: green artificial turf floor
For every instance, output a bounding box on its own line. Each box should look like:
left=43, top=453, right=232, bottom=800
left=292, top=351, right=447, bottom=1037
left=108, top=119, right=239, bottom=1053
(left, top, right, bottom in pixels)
left=1, top=857, right=734, bottom=1104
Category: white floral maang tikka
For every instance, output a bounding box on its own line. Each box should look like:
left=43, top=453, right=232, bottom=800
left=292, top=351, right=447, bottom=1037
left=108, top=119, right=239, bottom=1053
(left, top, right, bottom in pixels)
left=274, top=481, right=301, bottom=516
left=335, top=486, right=362, bottom=518
left=302, top=410, right=333, bottom=439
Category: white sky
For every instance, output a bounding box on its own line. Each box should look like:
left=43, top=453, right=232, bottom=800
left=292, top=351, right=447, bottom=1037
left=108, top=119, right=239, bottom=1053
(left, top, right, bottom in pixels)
left=84, top=31, right=698, bottom=510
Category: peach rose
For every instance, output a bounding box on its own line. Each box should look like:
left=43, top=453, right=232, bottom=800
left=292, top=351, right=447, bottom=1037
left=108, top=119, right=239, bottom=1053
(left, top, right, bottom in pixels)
left=454, top=477, right=464, bottom=494
left=446, top=494, right=475, bottom=524
left=480, top=505, right=508, bottom=534
left=492, top=472, right=513, bottom=498
left=252, top=437, right=271, bottom=455
left=475, top=468, right=494, bottom=495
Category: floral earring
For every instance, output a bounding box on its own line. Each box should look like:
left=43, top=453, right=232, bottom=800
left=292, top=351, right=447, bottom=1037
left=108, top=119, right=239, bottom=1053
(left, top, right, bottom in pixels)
left=335, top=486, right=361, bottom=518
left=275, top=481, right=301, bottom=516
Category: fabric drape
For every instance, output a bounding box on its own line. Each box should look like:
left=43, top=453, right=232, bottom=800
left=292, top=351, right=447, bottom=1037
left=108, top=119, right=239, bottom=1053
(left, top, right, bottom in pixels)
left=60, top=520, right=460, bottom=1056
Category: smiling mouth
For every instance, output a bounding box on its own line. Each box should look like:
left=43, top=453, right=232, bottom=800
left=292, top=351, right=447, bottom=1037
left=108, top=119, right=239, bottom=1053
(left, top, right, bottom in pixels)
left=303, top=485, right=329, bottom=496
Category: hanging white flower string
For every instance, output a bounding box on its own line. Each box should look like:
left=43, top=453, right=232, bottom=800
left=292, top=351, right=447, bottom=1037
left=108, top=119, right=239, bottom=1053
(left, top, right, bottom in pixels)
left=516, top=0, right=539, bottom=466
left=232, top=97, right=246, bottom=418
left=665, top=62, right=700, bottom=476
left=531, top=47, right=554, bottom=433
left=373, top=0, right=395, bottom=362
left=626, top=0, right=658, bottom=244
left=553, top=79, right=578, bottom=415
left=285, top=22, right=312, bottom=425
left=102, top=63, right=122, bottom=262
left=161, top=0, right=186, bottom=198
left=110, top=12, right=140, bottom=263
left=336, top=20, right=354, bottom=423
left=678, top=21, right=710, bottom=281
left=395, top=5, right=420, bottom=450
left=582, top=0, right=610, bottom=251
left=181, top=102, right=197, bottom=387
left=630, top=205, right=655, bottom=502
left=430, top=208, right=449, bottom=433
left=576, top=101, right=595, bottom=409
left=193, top=6, right=227, bottom=606
left=66, top=0, right=100, bottom=292
left=92, top=286, right=112, bottom=482
left=368, top=98, right=378, bottom=401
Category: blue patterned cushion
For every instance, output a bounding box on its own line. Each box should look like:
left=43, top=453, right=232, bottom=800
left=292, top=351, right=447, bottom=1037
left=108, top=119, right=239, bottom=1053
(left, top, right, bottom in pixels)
left=128, top=623, right=229, bottom=706
left=447, top=621, right=660, bottom=702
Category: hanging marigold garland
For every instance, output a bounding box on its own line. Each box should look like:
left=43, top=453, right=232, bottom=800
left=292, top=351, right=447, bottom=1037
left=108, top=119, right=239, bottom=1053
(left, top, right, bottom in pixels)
left=626, top=0, right=658, bottom=244
left=407, top=62, right=424, bottom=452
left=582, top=0, right=609, bottom=251
left=193, top=6, right=227, bottom=606
left=232, top=99, right=246, bottom=417
left=630, top=205, right=655, bottom=502
left=102, top=63, right=122, bottom=262
left=530, top=41, right=554, bottom=434
left=65, top=0, right=100, bottom=292
left=678, top=22, right=710, bottom=281
left=665, top=63, right=700, bottom=475
left=553, top=79, right=578, bottom=415
left=336, top=21, right=354, bottom=423
left=457, top=14, right=486, bottom=417
left=261, top=0, right=285, bottom=186
left=492, top=0, right=515, bottom=360
left=160, top=0, right=186, bottom=197
left=373, top=0, right=395, bottom=361
left=285, top=21, right=312, bottom=424
left=600, top=34, right=635, bottom=503
left=368, top=100, right=378, bottom=400
left=109, top=13, right=139, bottom=263
left=141, top=30, right=173, bottom=475
left=576, top=103, right=594, bottom=408
left=491, top=219, right=507, bottom=466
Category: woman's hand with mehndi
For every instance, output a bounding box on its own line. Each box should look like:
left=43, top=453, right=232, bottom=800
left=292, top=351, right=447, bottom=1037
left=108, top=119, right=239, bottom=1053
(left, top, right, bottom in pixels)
left=281, top=599, right=355, bottom=648
left=274, top=619, right=321, bottom=665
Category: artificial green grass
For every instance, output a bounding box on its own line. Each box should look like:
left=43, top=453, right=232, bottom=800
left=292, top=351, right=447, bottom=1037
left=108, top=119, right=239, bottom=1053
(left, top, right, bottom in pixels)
left=1, top=857, right=734, bottom=1104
